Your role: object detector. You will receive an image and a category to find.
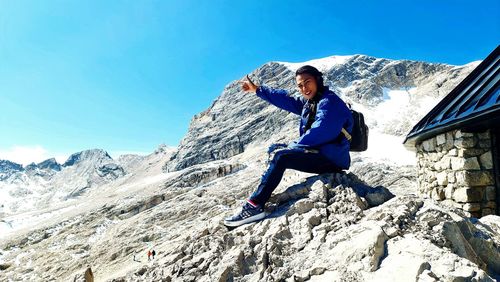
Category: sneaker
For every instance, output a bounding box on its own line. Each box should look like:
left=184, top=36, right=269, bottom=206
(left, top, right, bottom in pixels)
left=224, top=201, right=267, bottom=227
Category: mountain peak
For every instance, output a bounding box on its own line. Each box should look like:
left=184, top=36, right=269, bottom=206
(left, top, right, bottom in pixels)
left=0, top=159, right=24, bottom=172
left=37, top=158, right=62, bottom=171
left=0, top=160, right=24, bottom=181
left=63, top=149, right=112, bottom=167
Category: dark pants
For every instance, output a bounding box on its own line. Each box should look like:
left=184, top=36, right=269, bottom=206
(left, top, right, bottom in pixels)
left=249, top=148, right=340, bottom=206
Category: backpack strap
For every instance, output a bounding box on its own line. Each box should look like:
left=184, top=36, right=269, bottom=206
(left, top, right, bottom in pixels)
left=303, top=100, right=317, bottom=132
left=341, top=102, right=352, bottom=142
left=341, top=128, right=352, bottom=141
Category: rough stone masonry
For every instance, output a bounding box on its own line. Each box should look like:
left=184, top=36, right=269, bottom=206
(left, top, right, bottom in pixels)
left=416, top=129, right=496, bottom=218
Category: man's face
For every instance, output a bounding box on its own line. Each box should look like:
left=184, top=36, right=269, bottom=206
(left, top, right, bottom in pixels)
left=296, top=73, right=318, bottom=100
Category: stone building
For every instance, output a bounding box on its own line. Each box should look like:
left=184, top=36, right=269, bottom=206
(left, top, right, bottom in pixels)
left=404, top=45, right=499, bottom=218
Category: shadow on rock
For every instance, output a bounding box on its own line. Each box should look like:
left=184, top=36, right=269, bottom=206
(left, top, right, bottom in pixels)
left=266, top=172, right=395, bottom=218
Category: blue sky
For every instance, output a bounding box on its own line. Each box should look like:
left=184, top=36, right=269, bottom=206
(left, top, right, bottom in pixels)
left=0, top=0, right=499, bottom=164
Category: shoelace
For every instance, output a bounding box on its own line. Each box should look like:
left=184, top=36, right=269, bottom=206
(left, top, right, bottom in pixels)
left=240, top=204, right=259, bottom=218
left=241, top=209, right=253, bottom=218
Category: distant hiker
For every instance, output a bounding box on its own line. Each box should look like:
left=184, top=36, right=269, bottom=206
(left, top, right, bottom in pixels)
left=84, top=266, right=94, bottom=282
left=147, top=250, right=152, bottom=261
left=224, top=65, right=353, bottom=227
left=152, top=249, right=156, bottom=259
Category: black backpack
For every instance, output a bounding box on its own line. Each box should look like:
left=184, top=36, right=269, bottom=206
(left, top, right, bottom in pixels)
left=306, top=101, right=369, bottom=152
left=341, top=105, right=369, bottom=152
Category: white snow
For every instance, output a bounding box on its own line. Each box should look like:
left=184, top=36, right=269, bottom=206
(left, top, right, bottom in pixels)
left=279, top=55, right=353, bottom=72
left=357, top=131, right=416, bottom=166
left=346, top=87, right=422, bottom=166
left=115, top=171, right=177, bottom=193
left=88, top=220, right=113, bottom=243
left=0, top=205, right=77, bottom=240
left=377, top=87, right=413, bottom=123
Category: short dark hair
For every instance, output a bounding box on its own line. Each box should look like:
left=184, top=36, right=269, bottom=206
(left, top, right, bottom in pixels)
left=295, top=65, right=325, bottom=91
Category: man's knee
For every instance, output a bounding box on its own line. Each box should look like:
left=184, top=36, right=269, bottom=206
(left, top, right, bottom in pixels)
left=267, top=143, right=287, bottom=154
left=271, top=149, right=286, bottom=162
left=271, top=148, right=300, bottom=164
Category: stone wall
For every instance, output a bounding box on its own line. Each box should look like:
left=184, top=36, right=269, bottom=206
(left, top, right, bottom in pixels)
left=416, top=129, right=496, bottom=217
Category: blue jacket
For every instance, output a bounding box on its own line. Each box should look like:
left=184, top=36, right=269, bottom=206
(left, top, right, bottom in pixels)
left=256, top=86, right=353, bottom=169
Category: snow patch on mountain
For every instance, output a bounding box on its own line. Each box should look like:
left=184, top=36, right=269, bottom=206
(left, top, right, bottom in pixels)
left=334, top=86, right=438, bottom=166
left=355, top=132, right=415, bottom=165
left=0, top=205, right=77, bottom=239
left=279, top=55, right=353, bottom=72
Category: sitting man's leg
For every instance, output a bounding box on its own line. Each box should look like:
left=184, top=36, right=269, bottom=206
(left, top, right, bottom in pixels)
left=224, top=148, right=338, bottom=227
left=250, top=148, right=339, bottom=206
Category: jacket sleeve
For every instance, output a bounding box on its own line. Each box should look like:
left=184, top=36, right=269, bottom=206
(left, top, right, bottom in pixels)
left=256, top=86, right=304, bottom=115
left=296, top=98, right=347, bottom=147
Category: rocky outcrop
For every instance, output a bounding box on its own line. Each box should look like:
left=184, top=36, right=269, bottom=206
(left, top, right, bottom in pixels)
left=97, top=164, right=126, bottom=180
left=23, top=158, right=62, bottom=180
left=113, top=173, right=499, bottom=281
left=0, top=160, right=24, bottom=181
left=163, top=161, right=246, bottom=189
left=63, top=149, right=113, bottom=167
left=37, top=158, right=62, bottom=171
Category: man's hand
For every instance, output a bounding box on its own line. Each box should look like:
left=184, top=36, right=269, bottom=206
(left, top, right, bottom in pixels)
left=241, top=75, right=258, bottom=93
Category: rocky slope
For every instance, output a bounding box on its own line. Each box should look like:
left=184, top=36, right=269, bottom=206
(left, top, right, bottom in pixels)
left=3, top=151, right=498, bottom=281
left=1, top=54, right=498, bottom=282
left=114, top=172, right=500, bottom=282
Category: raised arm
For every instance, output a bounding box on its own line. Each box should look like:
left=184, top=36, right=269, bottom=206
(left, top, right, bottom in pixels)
left=241, top=75, right=303, bottom=115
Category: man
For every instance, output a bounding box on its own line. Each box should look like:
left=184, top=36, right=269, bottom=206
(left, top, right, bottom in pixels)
left=224, top=65, right=353, bottom=227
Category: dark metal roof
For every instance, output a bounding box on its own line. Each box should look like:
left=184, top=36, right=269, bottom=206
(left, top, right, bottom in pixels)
left=404, top=45, right=500, bottom=147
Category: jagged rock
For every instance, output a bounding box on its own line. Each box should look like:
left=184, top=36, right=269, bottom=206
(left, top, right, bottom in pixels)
left=309, top=179, right=329, bottom=203
left=292, top=199, right=314, bottom=215
left=37, top=158, right=62, bottom=171
left=442, top=215, right=500, bottom=274
left=110, top=172, right=500, bottom=281
left=370, top=234, right=493, bottom=282
left=0, top=160, right=24, bottom=181
left=163, top=161, right=246, bottom=188
left=63, top=149, right=112, bottom=167
left=363, top=186, right=395, bottom=207
left=97, top=163, right=125, bottom=179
